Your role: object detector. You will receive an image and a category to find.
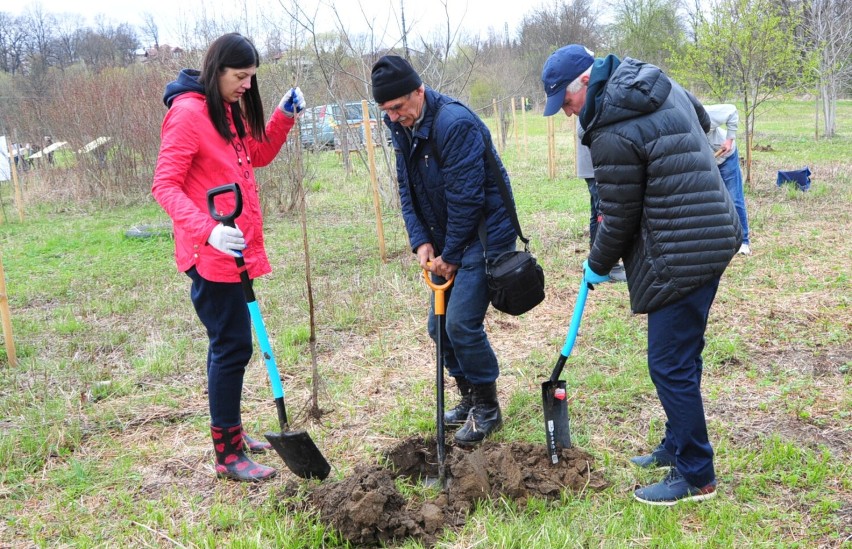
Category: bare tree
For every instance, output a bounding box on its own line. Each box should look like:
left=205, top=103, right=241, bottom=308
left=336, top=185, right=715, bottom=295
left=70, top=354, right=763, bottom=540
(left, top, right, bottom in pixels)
left=74, top=19, right=140, bottom=71
left=517, top=0, right=604, bottom=105
left=0, top=14, right=29, bottom=75
left=140, top=13, right=160, bottom=50
left=806, top=0, right=852, bottom=137
left=52, top=14, right=85, bottom=70
left=22, top=5, right=58, bottom=72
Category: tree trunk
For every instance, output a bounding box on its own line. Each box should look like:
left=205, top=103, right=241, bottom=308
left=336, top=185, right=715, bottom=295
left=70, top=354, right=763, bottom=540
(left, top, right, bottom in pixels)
left=821, top=76, right=837, bottom=138
left=815, top=88, right=820, bottom=141
left=299, top=180, right=322, bottom=419
left=743, top=96, right=753, bottom=188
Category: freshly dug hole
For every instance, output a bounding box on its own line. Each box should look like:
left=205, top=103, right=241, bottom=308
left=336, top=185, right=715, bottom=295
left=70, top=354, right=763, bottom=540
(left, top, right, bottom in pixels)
left=289, top=436, right=608, bottom=546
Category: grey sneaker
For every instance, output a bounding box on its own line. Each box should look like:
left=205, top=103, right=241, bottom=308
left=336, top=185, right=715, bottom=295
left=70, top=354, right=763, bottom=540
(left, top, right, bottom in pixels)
left=630, top=444, right=676, bottom=468
left=737, top=243, right=751, bottom=255
left=634, top=467, right=717, bottom=506
left=608, top=263, right=627, bottom=283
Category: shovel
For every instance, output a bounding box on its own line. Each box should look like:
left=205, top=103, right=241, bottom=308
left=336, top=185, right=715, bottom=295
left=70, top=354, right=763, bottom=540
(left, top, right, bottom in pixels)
left=422, top=267, right=454, bottom=487
left=542, top=277, right=591, bottom=465
left=207, top=183, right=330, bottom=480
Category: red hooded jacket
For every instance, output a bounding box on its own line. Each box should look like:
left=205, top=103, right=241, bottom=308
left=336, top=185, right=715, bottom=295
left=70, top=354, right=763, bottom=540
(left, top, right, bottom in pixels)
left=153, top=92, right=294, bottom=283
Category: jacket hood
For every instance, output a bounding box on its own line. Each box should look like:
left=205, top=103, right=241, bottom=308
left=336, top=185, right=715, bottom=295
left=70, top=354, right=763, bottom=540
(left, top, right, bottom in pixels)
left=582, top=58, right=672, bottom=137
left=163, top=69, right=205, bottom=108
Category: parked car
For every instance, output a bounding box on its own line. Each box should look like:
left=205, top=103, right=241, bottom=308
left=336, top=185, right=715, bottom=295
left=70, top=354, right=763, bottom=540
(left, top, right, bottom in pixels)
left=299, top=101, right=391, bottom=150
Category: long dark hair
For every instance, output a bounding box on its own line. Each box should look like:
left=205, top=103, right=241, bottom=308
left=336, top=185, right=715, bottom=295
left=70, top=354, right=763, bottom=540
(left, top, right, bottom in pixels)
left=199, top=33, right=266, bottom=143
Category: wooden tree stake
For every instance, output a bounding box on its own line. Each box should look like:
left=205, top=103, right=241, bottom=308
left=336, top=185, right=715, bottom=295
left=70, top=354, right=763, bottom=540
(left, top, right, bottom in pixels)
left=361, top=100, right=387, bottom=263
left=492, top=98, right=504, bottom=152
left=0, top=255, right=17, bottom=367
left=547, top=117, right=556, bottom=179
left=521, top=97, right=529, bottom=160
left=511, top=97, right=519, bottom=156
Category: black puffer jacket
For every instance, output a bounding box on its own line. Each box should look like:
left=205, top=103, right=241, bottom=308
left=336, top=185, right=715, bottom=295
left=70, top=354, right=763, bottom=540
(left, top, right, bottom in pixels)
left=581, top=57, right=742, bottom=314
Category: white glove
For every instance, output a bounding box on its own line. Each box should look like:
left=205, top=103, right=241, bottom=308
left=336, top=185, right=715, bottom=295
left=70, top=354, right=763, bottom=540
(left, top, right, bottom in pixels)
left=208, top=223, right=245, bottom=257
left=279, top=86, right=306, bottom=117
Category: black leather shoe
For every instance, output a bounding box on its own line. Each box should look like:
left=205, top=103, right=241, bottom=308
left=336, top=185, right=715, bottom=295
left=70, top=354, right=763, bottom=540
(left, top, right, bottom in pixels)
left=444, top=377, right=473, bottom=428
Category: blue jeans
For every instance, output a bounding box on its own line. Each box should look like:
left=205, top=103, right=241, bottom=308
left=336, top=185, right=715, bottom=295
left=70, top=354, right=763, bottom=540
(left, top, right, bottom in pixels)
left=187, top=267, right=252, bottom=427
left=585, top=177, right=600, bottom=247
left=427, top=240, right=514, bottom=385
left=718, top=151, right=750, bottom=245
left=647, top=276, right=721, bottom=488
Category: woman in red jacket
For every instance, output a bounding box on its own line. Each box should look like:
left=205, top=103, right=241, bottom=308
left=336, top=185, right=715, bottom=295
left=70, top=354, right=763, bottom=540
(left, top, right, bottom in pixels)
left=153, top=32, right=305, bottom=482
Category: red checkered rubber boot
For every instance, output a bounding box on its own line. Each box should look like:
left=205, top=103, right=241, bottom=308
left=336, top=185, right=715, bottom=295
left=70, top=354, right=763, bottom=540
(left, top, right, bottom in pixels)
left=241, top=428, right=272, bottom=454
left=211, top=424, right=277, bottom=482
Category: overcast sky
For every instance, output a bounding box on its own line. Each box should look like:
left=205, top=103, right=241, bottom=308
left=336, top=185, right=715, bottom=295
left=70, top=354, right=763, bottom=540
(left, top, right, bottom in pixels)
left=9, top=0, right=528, bottom=49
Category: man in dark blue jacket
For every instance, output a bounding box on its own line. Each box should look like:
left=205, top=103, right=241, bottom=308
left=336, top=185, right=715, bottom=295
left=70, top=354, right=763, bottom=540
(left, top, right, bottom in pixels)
left=542, top=45, right=742, bottom=505
left=371, top=55, right=518, bottom=445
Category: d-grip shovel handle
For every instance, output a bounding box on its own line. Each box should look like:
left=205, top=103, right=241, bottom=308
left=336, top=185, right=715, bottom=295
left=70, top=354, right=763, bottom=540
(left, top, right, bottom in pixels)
left=206, top=183, right=253, bottom=298
left=549, top=278, right=591, bottom=384
left=207, top=183, right=243, bottom=227
left=422, top=267, right=454, bottom=315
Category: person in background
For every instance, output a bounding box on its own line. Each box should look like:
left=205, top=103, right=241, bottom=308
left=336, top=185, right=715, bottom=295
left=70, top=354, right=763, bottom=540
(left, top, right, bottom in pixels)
left=371, top=55, right=518, bottom=446
left=542, top=44, right=742, bottom=505
left=11, top=143, right=21, bottom=171
left=705, top=103, right=751, bottom=255
left=152, top=32, right=305, bottom=482
left=575, top=118, right=626, bottom=282
left=25, top=143, right=38, bottom=169
left=44, top=136, right=55, bottom=165
left=23, top=143, right=33, bottom=170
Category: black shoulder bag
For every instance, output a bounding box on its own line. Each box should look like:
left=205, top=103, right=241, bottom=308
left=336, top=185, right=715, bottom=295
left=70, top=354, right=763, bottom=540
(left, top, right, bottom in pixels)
left=430, top=102, right=545, bottom=316
left=478, top=146, right=545, bottom=316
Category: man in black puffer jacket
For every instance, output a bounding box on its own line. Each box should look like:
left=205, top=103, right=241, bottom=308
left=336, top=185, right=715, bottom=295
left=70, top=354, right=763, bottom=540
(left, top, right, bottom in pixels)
left=542, top=45, right=742, bottom=506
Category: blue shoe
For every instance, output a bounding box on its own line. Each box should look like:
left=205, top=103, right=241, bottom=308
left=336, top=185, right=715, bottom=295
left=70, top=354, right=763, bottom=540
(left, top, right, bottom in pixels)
left=630, top=444, right=676, bottom=468
left=634, top=467, right=717, bottom=506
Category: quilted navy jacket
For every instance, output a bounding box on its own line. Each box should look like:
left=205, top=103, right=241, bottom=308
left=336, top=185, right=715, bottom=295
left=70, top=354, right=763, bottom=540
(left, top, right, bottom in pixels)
left=581, top=57, right=742, bottom=313
left=385, top=87, right=517, bottom=264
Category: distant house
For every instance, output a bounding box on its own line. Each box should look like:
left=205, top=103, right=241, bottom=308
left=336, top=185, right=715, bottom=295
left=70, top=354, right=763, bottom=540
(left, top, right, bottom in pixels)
left=140, top=45, right=185, bottom=62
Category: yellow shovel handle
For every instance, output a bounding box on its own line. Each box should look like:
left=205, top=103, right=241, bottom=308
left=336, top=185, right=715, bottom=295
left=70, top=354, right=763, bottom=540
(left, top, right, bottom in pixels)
left=422, top=266, right=454, bottom=316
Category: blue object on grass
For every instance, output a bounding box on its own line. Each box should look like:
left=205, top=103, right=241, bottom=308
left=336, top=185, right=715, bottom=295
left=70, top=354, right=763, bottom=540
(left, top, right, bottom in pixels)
left=776, top=167, right=811, bottom=191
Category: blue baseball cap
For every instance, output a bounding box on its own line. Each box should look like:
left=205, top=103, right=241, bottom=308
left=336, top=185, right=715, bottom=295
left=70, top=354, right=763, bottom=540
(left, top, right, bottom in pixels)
left=542, top=45, right=594, bottom=116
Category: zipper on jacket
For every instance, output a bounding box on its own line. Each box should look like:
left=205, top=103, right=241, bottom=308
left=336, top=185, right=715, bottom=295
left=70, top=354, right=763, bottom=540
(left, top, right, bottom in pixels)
left=425, top=154, right=429, bottom=168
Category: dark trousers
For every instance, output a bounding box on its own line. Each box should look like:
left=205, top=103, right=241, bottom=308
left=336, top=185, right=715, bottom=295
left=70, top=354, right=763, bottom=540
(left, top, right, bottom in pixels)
left=427, top=240, right=513, bottom=385
left=187, top=267, right=253, bottom=427
left=647, top=276, right=721, bottom=488
left=585, top=177, right=600, bottom=247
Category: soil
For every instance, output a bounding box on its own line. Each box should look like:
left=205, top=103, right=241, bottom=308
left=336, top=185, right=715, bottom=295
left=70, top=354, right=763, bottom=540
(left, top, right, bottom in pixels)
left=281, top=436, right=608, bottom=547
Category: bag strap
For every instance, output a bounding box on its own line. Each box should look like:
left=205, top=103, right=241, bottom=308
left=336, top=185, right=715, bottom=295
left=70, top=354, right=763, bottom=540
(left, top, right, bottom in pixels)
left=430, top=101, right=530, bottom=252
left=484, top=144, right=529, bottom=249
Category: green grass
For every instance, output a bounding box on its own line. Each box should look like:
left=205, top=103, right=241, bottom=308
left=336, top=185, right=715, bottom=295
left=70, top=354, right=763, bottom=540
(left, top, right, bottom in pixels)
left=0, top=99, right=850, bottom=547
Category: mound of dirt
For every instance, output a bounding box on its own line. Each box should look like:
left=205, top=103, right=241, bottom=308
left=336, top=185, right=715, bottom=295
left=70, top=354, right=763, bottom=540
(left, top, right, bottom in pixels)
left=284, top=436, right=608, bottom=547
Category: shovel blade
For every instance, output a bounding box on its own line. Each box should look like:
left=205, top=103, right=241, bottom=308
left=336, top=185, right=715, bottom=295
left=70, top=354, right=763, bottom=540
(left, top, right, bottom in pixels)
left=541, top=379, right=571, bottom=464
left=265, top=430, right=331, bottom=480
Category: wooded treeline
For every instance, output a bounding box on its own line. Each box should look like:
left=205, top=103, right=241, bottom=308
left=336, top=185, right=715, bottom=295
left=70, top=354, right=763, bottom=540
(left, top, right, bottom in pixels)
left=1, top=0, right=849, bottom=203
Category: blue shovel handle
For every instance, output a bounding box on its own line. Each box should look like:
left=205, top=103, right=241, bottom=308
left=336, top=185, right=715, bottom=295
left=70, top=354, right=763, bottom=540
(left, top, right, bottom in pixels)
left=549, top=278, right=591, bottom=384
left=205, top=184, right=286, bottom=404
left=560, top=279, right=590, bottom=357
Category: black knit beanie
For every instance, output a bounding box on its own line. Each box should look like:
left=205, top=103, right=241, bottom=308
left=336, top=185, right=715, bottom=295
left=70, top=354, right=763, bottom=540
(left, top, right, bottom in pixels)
left=371, top=55, right=422, bottom=103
